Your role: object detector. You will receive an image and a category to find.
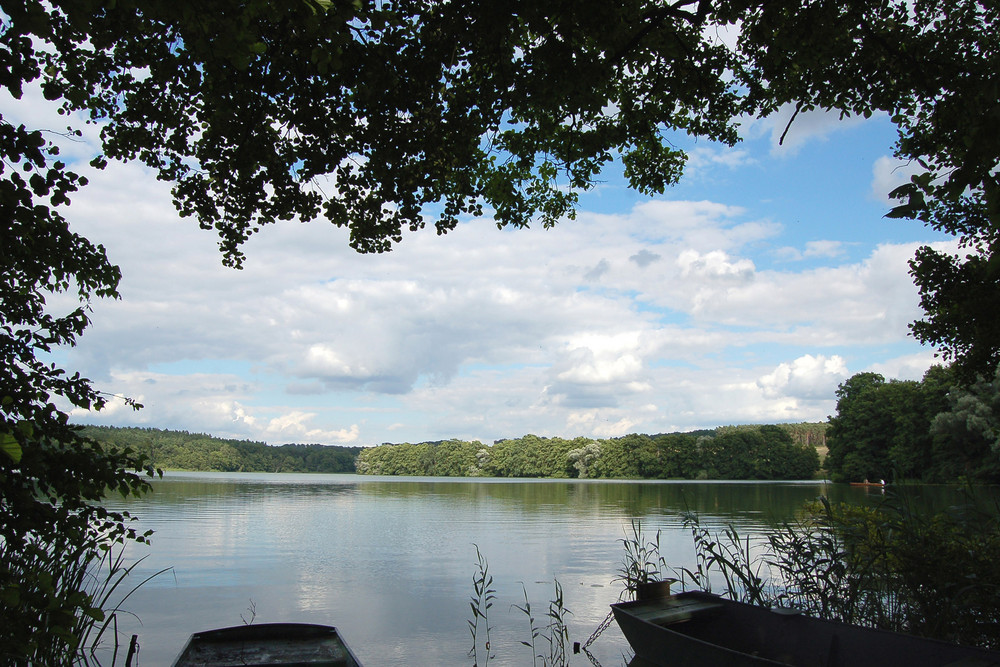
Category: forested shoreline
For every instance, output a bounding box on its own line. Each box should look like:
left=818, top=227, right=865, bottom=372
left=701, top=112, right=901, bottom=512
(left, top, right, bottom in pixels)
left=826, top=365, right=1000, bottom=483
left=81, top=363, right=1000, bottom=484
left=78, top=426, right=362, bottom=473
left=80, top=423, right=825, bottom=479
left=356, top=425, right=822, bottom=479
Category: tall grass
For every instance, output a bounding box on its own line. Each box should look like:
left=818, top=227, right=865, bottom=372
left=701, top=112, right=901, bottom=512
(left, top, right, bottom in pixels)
left=614, top=519, right=673, bottom=600
left=511, top=580, right=573, bottom=667
left=468, top=546, right=577, bottom=666
left=0, top=532, right=168, bottom=666
left=468, top=544, right=496, bottom=667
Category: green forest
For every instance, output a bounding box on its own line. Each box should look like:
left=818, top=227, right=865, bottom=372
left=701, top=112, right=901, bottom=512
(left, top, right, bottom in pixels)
left=80, top=362, right=1000, bottom=484
left=357, top=424, right=824, bottom=479
left=78, top=426, right=362, bottom=474
left=826, top=365, right=1000, bottom=483
left=81, top=423, right=825, bottom=480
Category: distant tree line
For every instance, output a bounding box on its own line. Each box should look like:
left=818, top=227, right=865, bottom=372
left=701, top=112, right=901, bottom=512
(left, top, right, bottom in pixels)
left=79, top=426, right=362, bottom=473
left=826, top=365, right=1000, bottom=483
left=79, top=423, right=826, bottom=479
left=355, top=425, right=822, bottom=480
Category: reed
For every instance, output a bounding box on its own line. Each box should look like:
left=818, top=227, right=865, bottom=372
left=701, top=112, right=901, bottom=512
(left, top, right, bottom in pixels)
left=622, top=488, right=1000, bottom=650
left=512, top=584, right=542, bottom=666
left=614, top=519, right=674, bottom=600
left=509, top=580, right=574, bottom=666
left=78, top=545, right=170, bottom=667
left=1, top=532, right=168, bottom=666
left=542, top=579, right=572, bottom=667
left=468, top=544, right=496, bottom=666
left=469, top=546, right=577, bottom=667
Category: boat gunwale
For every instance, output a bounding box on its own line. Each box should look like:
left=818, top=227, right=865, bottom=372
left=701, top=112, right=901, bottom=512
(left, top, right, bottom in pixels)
left=171, top=622, right=362, bottom=667
left=612, top=591, right=1000, bottom=667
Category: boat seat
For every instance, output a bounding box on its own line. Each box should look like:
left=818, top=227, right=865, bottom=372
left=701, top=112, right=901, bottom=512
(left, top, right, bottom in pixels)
left=634, top=597, right=725, bottom=626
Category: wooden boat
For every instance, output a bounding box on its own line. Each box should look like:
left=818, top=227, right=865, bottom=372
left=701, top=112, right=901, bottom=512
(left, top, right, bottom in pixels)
left=849, top=481, right=885, bottom=487
left=612, top=591, right=1000, bottom=666
left=172, top=623, right=361, bottom=666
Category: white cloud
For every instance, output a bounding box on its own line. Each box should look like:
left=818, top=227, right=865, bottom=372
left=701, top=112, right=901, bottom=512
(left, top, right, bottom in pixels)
left=20, top=112, right=953, bottom=445
left=871, top=155, right=922, bottom=205
left=684, top=146, right=756, bottom=176
left=565, top=412, right=640, bottom=438
left=742, top=104, right=875, bottom=156
left=804, top=240, right=847, bottom=258
left=773, top=240, right=846, bottom=262
left=757, top=355, right=850, bottom=400
left=262, top=412, right=360, bottom=444
left=678, top=249, right=756, bottom=281
left=868, top=351, right=943, bottom=382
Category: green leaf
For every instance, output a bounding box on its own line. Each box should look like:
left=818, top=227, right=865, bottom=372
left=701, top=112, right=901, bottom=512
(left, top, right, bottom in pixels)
left=0, top=433, right=22, bottom=463
left=0, top=585, right=20, bottom=606
left=83, top=607, right=105, bottom=622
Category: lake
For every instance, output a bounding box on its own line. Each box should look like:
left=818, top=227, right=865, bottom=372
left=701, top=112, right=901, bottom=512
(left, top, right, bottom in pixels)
left=95, top=473, right=899, bottom=666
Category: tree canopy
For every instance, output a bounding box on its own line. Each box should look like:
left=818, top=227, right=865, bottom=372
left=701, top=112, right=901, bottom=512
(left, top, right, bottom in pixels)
left=824, top=365, right=1000, bottom=483
left=354, top=427, right=821, bottom=480
left=4, top=1, right=997, bottom=374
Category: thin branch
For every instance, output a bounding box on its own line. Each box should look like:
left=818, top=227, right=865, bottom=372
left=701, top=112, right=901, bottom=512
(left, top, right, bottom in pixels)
left=778, top=105, right=800, bottom=146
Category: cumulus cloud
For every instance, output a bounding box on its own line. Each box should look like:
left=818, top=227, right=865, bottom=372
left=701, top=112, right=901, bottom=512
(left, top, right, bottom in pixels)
left=262, top=412, right=360, bottom=443
left=757, top=355, right=850, bottom=400
left=42, top=129, right=951, bottom=445
left=625, top=199, right=779, bottom=251
left=742, top=103, right=874, bottom=156
left=678, top=249, right=756, bottom=281
left=565, top=412, right=640, bottom=438
left=543, top=332, right=650, bottom=408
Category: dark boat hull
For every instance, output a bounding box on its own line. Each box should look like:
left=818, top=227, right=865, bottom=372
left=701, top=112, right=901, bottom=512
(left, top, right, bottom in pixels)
left=172, top=623, right=361, bottom=666
left=612, top=591, right=1000, bottom=667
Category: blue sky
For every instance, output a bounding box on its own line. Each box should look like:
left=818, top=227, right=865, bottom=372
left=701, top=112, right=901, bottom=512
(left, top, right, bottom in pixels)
left=6, top=83, right=955, bottom=446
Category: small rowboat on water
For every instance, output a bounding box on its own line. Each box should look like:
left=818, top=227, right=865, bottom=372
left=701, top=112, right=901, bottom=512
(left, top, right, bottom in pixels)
left=172, top=623, right=361, bottom=666
left=612, top=591, right=1000, bottom=666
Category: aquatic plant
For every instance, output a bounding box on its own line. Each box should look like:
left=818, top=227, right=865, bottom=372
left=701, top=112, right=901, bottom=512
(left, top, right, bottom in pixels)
left=512, top=584, right=542, bottom=666
left=542, top=580, right=572, bottom=666
left=614, top=519, right=675, bottom=601
left=0, top=532, right=169, bottom=666
left=639, top=488, right=1000, bottom=650
left=468, top=544, right=496, bottom=666
left=510, top=580, right=575, bottom=667
left=679, top=513, right=772, bottom=607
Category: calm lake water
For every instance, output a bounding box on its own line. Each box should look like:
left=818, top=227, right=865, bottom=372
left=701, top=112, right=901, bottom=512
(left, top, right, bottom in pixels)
left=96, top=473, right=914, bottom=666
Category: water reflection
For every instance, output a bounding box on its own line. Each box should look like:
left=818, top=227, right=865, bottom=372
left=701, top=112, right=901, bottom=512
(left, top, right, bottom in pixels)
left=98, top=474, right=964, bottom=666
